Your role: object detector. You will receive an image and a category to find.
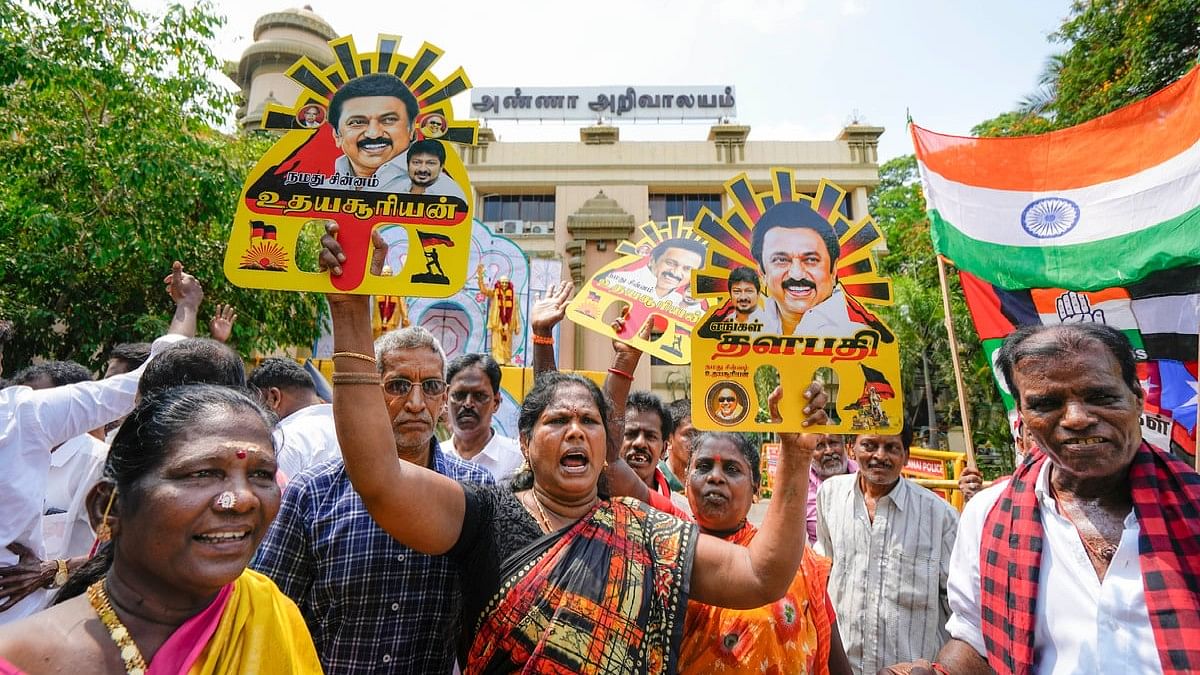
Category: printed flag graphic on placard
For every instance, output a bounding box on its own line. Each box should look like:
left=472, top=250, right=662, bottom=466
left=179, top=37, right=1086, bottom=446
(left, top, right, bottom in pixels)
left=912, top=65, right=1200, bottom=292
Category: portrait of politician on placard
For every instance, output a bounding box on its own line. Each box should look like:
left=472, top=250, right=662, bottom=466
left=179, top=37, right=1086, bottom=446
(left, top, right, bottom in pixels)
left=223, top=34, right=478, bottom=297
left=566, top=217, right=712, bottom=365
left=689, top=171, right=904, bottom=433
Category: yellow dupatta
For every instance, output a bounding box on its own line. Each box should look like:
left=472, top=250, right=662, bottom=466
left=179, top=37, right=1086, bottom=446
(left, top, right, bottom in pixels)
left=187, top=570, right=322, bottom=674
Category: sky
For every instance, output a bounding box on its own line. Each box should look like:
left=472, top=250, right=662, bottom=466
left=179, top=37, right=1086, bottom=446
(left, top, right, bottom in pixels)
left=204, top=0, right=1072, bottom=162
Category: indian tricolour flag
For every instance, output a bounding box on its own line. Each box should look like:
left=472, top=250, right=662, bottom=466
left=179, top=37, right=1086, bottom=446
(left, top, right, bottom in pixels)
left=912, top=64, right=1200, bottom=291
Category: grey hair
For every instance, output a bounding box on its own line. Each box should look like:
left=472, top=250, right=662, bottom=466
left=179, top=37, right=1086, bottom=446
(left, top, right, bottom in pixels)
left=374, top=325, right=446, bottom=373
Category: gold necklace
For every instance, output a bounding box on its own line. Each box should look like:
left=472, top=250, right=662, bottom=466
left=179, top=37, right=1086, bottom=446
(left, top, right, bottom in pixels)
left=528, top=493, right=555, bottom=533
left=87, top=580, right=148, bottom=675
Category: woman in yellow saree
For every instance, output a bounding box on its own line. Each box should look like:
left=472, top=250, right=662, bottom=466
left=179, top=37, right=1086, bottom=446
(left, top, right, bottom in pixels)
left=0, top=386, right=321, bottom=674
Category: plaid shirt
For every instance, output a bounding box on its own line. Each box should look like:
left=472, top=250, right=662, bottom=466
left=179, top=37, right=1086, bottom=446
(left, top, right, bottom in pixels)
left=252, top=442, right=493, bottom=674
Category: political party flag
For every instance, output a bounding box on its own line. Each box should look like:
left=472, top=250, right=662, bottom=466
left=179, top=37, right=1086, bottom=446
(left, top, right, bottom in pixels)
left=912, top=65, right=1200, bottom=291
left=960, top=267, right=1199, bottom=459
left=417, top=231, right=455, bottom=248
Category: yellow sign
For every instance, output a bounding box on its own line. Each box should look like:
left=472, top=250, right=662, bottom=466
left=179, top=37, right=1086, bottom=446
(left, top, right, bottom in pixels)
left=566, top=217, right=710, bottom=364
left=690, top=171, right=903, bottom=433
left=224, top=35, right=478, bottom=296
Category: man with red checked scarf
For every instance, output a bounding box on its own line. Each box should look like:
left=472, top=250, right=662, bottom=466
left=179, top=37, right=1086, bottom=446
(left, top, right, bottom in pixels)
left=884, top=323, right=1200, bottom=675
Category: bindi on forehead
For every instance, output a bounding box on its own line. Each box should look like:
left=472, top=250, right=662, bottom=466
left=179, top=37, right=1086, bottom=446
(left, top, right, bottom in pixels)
left=219, top=442, right=266, bottom=460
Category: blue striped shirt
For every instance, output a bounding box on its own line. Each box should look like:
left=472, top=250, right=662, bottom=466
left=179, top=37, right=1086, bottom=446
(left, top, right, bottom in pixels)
left=252, top=443, right=493, bottom=674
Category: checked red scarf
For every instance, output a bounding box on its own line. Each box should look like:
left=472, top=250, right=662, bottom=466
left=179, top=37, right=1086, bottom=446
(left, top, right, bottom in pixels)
left=979, top=442, right=1200, bottom=674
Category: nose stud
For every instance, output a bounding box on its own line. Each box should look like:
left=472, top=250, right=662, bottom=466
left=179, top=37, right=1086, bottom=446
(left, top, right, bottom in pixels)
left=215, top=491, right=237, bottom=511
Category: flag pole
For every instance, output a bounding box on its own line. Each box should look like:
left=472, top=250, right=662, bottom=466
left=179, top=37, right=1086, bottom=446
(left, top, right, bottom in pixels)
left=936, top=255, right=977, bottom=469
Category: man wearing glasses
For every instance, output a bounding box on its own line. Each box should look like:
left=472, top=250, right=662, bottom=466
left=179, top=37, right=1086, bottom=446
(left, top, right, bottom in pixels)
left=441, top=353, right=523, bottom=482
left=254, top=326, right=494, bottom=674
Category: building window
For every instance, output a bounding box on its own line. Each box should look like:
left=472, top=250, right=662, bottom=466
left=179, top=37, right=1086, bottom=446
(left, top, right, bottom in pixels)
left=649, top=194, right=723, bottom=223
left=482, top=195, right=556, bottom=235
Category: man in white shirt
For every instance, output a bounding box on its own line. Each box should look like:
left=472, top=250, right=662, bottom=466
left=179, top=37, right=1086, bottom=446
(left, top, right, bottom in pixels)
left=249, top=357, right=341, bottom=480
left=816, top=424, right=958, bottom=675
left=885, top=323, right=1200, bottom=675
left=441, top=353, right=522, bottom=482
left=9, top=362, right=108, bottom=563
left=0, top=262, right=199, bottom=623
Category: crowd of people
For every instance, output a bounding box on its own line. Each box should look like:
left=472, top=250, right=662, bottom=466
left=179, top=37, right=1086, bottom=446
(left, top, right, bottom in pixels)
left=0, top=234, right=1196, bottom=674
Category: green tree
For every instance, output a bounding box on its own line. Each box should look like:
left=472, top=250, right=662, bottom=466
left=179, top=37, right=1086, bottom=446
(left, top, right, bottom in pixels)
left=869, top=156, right=1009, bottom=452
left=0, top=0, right=321, bottom=369
left=1052, top=0, right=1200, bottom=126
left=975, top=0, right=1200, bottom=137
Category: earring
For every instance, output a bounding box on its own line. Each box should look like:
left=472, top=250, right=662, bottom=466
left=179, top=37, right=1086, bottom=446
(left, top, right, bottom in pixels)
left=89, top=488, right=118, bottom=557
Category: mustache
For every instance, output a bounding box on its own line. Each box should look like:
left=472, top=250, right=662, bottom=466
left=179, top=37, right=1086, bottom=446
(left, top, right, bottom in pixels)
left=456, top=409, right=478, bottom=419
left=782, top=278, right=816, bottom=292
left=357, top=137, right=392, bottom=150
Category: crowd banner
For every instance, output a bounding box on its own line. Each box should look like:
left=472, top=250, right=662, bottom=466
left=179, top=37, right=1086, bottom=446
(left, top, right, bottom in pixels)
left=224, top=35, right=478, bottom=296
left=913, top=64, right=1200, bottom=293
left=566, top=216, right=710, bottom=364
left=688, top=170, right=903, bottom=434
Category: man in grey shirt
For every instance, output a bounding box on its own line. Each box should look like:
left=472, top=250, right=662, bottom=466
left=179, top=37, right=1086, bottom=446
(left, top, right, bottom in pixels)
left=815, top=422, right=958, bottom=675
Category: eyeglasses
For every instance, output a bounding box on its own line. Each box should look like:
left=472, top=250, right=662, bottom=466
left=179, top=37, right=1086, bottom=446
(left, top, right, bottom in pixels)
left=382, top=378, right=447, bottom=398
left=449, top=390, right=493, bottom=405
left=718, top=396, right=736, bottom=404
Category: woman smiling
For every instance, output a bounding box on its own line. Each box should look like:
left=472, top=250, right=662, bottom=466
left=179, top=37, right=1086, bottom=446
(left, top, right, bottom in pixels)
left=0, top=386, right=321, bottom=674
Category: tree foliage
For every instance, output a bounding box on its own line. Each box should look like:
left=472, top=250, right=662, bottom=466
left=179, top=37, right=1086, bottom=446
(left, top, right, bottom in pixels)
left=0, top=0, right=321, bottom=370
left=1052, top=0, right=1200, bottom=126
left=870, top=156, right=1010, bottom=451
left=975, top=0, right=1200, bottom=137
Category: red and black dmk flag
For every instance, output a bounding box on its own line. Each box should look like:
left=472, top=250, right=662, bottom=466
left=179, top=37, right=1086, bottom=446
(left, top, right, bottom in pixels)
left=417, top=231, right=454, bottom=248
left=846, top=364, right=895, bottom=409
left=250, top=221, right=278, bottom=240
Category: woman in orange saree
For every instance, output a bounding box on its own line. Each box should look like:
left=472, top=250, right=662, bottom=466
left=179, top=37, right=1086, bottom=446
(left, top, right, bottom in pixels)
left=678, top=432, right=851, bottom=675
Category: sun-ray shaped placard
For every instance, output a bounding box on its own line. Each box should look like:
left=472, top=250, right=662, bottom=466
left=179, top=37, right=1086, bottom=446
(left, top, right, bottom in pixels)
left=224, top=34, right=479, bottom=296
left=689, top=172, right=903, bottom=434
left=566, top=216, right=711, bottom=364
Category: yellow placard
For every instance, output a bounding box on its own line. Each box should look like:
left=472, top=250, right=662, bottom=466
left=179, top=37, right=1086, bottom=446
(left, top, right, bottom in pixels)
left=690, top=172, right=903, bottom=433
left=565, top=217, right=711, bottom=364
left=223, top=35, right=479, bottom=296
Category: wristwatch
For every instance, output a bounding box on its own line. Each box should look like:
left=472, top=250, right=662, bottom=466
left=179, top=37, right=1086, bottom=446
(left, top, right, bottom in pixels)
left=52, top=559, right=70, bottom=588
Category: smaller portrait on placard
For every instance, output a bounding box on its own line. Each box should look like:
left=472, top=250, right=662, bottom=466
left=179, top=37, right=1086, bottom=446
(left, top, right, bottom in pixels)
left=707, top=381, right=749, bottom=427
left=296, top=104, right=326, bottom=129
left=401, top=139, right=467, bottom=200
left=565, top=216, right=710, bottom=364
left=419, top=112, right=448, bottom=138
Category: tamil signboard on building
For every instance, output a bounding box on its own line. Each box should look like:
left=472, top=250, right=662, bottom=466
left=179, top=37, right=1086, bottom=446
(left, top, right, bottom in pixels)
left=470, top=86, right=736, bottom=121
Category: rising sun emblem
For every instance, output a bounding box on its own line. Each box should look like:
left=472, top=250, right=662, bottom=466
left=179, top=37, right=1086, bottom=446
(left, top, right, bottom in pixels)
left=239, top=241, right=290, bottom=272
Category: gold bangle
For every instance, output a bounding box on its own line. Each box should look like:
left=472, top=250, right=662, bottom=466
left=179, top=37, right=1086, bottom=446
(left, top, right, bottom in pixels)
left=53, top=559, right=70, bottom=588
left=332, top=372, right=382, bottom=385
left=332, top=351, right=377, bottom=365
